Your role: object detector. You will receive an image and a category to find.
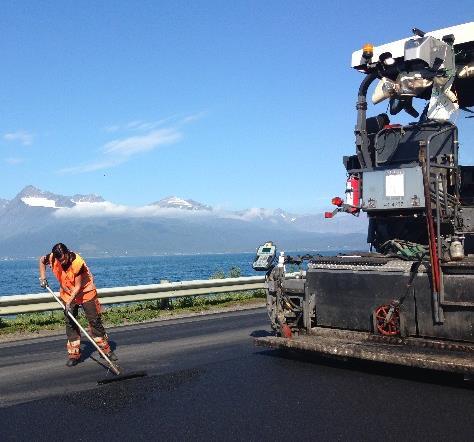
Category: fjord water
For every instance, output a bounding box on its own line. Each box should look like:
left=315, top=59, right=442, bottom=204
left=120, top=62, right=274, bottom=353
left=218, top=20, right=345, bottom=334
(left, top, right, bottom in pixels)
left=0, top=251, right=337, bottom=296
left=0, top=253, right=256, bottom=296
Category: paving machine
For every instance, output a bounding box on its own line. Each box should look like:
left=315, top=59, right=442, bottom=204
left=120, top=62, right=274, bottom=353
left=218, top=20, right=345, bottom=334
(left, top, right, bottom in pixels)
left=254, top=23, right=474, bottom=376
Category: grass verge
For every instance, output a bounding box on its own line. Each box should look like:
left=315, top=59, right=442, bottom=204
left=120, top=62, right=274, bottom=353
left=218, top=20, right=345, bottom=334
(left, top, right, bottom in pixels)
left=0, top=290, right=266, bottom=336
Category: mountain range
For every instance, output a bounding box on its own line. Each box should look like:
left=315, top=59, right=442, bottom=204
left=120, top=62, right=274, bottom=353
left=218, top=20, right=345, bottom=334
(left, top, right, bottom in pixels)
left=0, top=186, right=368, bottom=258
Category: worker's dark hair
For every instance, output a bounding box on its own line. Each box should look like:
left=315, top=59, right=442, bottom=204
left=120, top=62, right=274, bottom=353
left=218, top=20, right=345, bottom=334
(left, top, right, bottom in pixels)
left=52, top=243, right=70, bottom=259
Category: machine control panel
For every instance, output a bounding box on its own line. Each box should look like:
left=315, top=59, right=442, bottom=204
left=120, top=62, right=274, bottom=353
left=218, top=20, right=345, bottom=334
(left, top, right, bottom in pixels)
left=361, top=166, right=425, bottom=211
left=253, top=241, right=277, bottom=271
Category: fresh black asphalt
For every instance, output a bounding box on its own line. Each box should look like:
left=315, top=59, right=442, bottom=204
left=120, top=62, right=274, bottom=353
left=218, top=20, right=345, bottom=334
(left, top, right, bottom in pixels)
left=0, top=308, right=473, bottom=440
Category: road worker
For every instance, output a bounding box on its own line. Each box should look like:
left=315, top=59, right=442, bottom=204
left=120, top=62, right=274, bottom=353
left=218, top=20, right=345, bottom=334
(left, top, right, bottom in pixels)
left=38, top=243, right=117, bottom=367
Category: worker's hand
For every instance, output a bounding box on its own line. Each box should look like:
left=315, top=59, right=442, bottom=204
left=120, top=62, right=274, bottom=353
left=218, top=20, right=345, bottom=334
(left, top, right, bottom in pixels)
left=65, top=302, right=75, bottom=315
left=39, top=278, right=48, bottom=289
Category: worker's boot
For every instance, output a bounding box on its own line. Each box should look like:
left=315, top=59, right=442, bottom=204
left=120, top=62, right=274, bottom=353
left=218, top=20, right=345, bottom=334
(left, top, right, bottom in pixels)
left=66, top=358, right=79, bottom=367
left=66, top=339, right=81, bottom=367
left=94, top=335, right=118, bottom=361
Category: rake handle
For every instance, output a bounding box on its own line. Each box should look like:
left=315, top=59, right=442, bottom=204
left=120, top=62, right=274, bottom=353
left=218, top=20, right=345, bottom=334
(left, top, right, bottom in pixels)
left=46, top=285, right=121, bottom=375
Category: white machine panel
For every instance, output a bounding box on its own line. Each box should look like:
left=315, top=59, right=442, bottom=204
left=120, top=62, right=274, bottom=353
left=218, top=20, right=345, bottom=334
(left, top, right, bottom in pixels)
left=361, top=167, right=425, bottom=210
left=351, top=22, right=474, bottom=69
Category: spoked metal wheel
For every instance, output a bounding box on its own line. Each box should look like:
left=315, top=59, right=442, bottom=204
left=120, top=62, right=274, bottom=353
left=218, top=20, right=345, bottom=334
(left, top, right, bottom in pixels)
left=374, top=304, right=400, bottom=336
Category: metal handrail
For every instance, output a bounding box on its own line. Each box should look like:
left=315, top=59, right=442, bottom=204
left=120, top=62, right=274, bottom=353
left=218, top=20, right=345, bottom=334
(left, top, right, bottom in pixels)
left=0, top=276, right=268, bottom=315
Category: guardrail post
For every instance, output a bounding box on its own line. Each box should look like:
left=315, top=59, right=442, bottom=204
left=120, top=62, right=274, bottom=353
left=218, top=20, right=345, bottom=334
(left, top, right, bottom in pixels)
left=160, top=280, right=170, bottom=309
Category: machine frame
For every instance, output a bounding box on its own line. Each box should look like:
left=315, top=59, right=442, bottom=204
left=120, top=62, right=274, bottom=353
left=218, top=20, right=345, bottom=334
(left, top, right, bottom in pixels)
left=255, top=23, right=474, bottom=376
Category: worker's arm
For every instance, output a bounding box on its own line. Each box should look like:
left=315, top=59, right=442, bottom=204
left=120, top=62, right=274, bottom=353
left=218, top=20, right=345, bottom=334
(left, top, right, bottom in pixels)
left=38, top=255, right=49, bottom=288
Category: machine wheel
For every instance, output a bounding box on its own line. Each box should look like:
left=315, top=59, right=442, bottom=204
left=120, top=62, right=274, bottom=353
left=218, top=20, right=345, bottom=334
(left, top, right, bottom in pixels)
left=374, top=304, right=400, bottom=336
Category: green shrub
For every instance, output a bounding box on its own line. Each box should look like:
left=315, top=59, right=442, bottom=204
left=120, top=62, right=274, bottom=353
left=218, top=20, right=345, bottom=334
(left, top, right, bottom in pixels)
left=228, top=266, right=242, bottom=278
left=210, top=266, right=242, bottom=279
left=176, top=296, right=195, bottom=308
left=210, top=269, right=226, bottom=279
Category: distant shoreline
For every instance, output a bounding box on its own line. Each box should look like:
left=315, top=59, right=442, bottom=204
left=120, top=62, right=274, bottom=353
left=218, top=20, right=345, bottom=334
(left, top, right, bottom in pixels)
left=0, top=251, right=256, bottom=261
left=0, top=247, right=353, bottom=261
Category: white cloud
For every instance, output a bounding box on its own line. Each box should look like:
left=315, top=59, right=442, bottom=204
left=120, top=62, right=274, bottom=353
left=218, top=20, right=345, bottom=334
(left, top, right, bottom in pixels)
left=180, top=111, right=207, bottom=124
left=130, top=119, right=172, bottom=131
left=104, top=111, right=206, bottom=134
left=5, top=157, right=25, bottom=165
left=55, top=201, right=131, bottom=218
left=103, top=128, right=181, bottom=157
left=54, top=201, right=212, bottom=219
left=126, top=120, right=144, bottom=130
left=62, top=111, right=205, bottom=175
left=104, top=125, right=120, bottom=133
left=237, top=207, right=275, bottom=221
left=104, top=116, right=175, bottom=133
left=59, top=158, right=125, bottom=174
left=53, top=201, right=297, bottom=223
left=4, top=131, right=33, bottom=146
left=58, top=128, right=182, bottom=174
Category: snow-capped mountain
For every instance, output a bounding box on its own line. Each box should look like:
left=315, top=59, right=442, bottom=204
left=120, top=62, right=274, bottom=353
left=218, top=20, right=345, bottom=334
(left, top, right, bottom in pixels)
left=151, top=196, right=212, bottom=211
left=12, top=185, right=104, bottom=209
left=0, top=186, right=368, bottom=257
left=236, top=208, right=296, bottom=222
left=17, top=185, right=75, bottom=208
left=71, top=194, right=105, bottom=204
left=234, top=207, right=367, bottom=234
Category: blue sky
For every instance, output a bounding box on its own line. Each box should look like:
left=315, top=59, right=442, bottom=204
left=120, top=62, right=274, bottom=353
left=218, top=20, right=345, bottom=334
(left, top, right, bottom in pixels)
left=1, top=1, right=473, bottom=213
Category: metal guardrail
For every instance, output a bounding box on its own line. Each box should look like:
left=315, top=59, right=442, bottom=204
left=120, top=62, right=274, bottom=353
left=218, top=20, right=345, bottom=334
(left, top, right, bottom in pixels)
left=0, top=276, right=267, bottom=315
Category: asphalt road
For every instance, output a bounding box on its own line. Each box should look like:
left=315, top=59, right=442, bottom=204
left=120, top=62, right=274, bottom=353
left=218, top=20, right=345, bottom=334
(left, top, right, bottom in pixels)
left=0, top=308, right=473, bottom=441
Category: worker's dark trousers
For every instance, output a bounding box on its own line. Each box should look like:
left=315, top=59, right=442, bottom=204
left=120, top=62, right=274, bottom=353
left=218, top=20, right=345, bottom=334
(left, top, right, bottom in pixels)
left=65, top=298, right=107, bottom=341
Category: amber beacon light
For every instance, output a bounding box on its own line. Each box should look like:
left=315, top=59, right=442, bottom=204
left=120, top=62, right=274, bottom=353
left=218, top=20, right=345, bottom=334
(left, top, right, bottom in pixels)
left=362, top=43, right=374, bottom=59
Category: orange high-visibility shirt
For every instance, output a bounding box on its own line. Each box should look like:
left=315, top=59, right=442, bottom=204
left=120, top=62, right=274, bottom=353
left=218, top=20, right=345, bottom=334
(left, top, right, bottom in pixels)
left=49, top=252, right=97, bottom=303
